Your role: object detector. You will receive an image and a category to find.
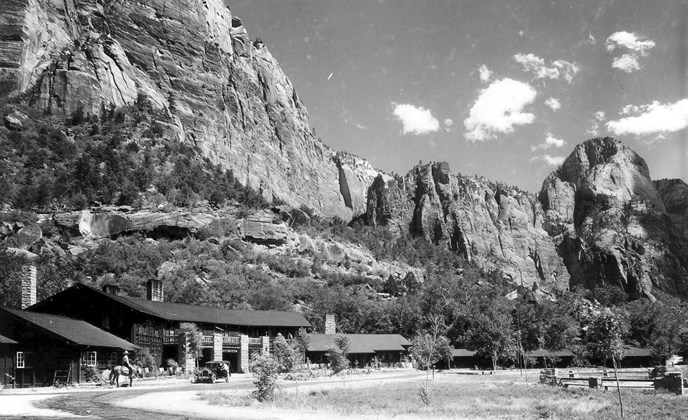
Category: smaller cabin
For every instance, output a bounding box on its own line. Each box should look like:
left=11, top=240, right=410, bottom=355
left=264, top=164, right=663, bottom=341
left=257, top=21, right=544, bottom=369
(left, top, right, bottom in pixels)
left=0, top=307, right=137, bottom=387
left=307, top=334, right=411, bottom=368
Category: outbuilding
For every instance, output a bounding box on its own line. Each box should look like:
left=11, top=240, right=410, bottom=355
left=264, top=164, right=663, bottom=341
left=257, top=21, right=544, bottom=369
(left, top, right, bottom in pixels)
left=0, top=307, right=137, bottom=387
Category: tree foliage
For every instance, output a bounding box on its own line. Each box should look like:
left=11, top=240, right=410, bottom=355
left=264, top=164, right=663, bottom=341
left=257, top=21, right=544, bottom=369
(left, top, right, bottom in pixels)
left=327, top=333, right=351, bottom=373
left=250, top=353, right=279, bottom=402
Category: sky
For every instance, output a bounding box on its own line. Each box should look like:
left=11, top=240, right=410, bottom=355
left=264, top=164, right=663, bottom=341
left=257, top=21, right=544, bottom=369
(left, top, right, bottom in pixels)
left=229, top=0, right=688, bottom=192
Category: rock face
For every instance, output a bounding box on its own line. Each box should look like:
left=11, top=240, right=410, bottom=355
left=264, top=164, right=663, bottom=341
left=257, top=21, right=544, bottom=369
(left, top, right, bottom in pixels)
left=0, top=0, right=378, bottom=221
left=540, top=138, right=688, bottom=299
left=367, top=162, right=570, bottom=291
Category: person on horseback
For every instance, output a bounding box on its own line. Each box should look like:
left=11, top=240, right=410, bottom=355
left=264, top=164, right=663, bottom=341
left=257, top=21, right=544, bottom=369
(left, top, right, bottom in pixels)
left=122, top=350, right=135, bottom=376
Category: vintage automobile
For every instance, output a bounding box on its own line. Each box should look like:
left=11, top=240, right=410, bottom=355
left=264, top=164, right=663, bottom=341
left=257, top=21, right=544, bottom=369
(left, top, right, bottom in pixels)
left=195, top=361, right=232, bottom=383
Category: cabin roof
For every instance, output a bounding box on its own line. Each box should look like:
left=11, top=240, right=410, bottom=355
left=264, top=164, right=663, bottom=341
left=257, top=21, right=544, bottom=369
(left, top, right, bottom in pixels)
left=0, top=334, right=18, bottom=345
left=32, top=283, right=311, bottom=328
left=1, top=307, right=138, bottom=350
left=308, top=334, right=411, bottom=353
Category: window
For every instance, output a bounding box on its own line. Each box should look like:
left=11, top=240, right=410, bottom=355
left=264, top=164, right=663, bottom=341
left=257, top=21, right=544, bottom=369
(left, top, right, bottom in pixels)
left=82, top=351, right=97, bottom=367
left=16, top=352, right=33, bottom=369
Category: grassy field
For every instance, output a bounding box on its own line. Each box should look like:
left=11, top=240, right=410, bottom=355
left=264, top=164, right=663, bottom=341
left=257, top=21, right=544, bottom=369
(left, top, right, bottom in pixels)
left=199, top=371, right=688, bottom=419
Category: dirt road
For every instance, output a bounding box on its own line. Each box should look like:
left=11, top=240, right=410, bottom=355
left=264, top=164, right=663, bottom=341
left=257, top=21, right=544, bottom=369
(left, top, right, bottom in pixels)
left=15, top=371, right=424, bottom=419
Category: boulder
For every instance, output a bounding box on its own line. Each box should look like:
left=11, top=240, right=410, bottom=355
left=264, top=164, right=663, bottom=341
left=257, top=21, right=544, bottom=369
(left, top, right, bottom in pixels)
left=3, top=111, right=28, bottom=130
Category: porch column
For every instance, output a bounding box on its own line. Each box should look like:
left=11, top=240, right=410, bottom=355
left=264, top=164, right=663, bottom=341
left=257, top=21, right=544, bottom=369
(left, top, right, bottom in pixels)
left=261, top=336, right=270, bottom=355
left=178, top=332, right=195, bottom=372
left=239, top=334, right=249, bottom=373
left=213, top=333, right=222, bottom=361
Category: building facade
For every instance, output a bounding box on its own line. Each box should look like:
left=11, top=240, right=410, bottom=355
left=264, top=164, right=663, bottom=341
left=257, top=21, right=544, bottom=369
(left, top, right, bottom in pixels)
left=29, top=281, right=311, bottom=373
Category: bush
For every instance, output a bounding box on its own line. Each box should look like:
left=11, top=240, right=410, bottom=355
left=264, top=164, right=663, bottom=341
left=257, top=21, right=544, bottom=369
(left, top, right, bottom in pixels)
left=251, top=354, right=279, bottom=402
left=327, top=334, right=350, bottom=374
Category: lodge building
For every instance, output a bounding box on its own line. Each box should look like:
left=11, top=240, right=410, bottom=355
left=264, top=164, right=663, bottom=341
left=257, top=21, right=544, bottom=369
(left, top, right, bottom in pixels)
left=28, top=280, right=311, bottom=373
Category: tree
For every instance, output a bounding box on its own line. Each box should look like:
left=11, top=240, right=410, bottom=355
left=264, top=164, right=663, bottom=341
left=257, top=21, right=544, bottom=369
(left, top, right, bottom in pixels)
left=179, top=322, right=203, bottom=370
left=587, top=307, right=629, bottom=418
left=327, top=333, right=350, bottom=373
left=459, top=301, right=515, bottom=372
left=272, top=333, right=296, bottom=373
left=410, top=315, right=452, bottom=392
left=293, top=327, right=311, bottom=364
left=250, top=353, right=279, bottom=402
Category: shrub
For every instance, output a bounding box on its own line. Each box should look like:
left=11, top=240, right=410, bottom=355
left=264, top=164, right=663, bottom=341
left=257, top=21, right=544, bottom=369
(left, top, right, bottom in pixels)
left=327, top=334, right=350, bottom=374
left=272, top=333, right=296, bottom=373
left=250, top=354, right=279, bottom=402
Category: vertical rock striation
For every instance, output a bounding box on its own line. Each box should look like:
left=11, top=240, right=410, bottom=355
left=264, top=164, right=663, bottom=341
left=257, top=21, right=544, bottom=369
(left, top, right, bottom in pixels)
left=0, top=0, right=379, bottom=221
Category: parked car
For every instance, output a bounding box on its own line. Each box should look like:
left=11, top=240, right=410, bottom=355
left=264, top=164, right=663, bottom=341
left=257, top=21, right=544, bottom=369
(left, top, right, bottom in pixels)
left=195, top=361, right=231, bottom=383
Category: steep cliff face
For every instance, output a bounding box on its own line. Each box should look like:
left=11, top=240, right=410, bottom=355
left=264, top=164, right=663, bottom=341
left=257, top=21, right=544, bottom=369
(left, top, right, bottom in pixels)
left=0, top=0, right=377, bottom=221
left=540, top=138, right=688, bottom=299
left=367, top=161, right=570, bottom=291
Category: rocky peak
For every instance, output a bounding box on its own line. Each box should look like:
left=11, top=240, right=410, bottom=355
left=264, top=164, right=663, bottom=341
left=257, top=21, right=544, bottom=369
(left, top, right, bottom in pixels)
left=541, top=137, right=688, bottom=299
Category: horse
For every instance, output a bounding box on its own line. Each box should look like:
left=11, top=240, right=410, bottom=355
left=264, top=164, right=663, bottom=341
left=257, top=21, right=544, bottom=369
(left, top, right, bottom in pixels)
left=109, top=364, right=141, bottom=387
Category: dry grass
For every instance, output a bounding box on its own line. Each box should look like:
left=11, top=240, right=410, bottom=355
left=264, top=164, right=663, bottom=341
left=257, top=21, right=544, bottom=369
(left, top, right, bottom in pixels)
left=199, top=372, right=688, bottom=419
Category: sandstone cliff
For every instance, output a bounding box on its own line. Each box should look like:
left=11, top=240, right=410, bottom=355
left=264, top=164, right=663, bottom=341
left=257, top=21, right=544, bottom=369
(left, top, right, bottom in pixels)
left=0, top=0, right=377, bottom=221
left=540, top=138, right=688, bottom=299
left=366, top=162, right=570, bottom=291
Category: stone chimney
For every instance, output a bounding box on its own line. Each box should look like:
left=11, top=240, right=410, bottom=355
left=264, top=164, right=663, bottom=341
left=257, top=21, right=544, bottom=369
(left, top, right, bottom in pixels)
left=146, top=279, right=164, bottom=302
left=325, top=314, right=336, bottom=335
left=102, top=284, right=121, bottom=296
left=20, top=264, right=37, bottom=309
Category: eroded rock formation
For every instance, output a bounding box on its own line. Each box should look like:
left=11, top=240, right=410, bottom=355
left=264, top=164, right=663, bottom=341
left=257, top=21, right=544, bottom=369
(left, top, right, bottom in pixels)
left=367, top=161, right=570, bottom=291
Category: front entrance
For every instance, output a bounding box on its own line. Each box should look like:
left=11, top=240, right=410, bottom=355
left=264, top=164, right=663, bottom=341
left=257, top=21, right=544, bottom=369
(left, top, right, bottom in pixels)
left=223, top=350, right=239, bottom=373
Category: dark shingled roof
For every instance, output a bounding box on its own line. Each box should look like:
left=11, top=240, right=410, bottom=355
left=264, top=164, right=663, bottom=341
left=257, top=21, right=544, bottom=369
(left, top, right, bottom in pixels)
left=308, top=334, right=411, bottom=354
left=66, top=283, right=311, bottom=328
left=1, top=307, right=138, bottom=351
left=0, top=334, right=18, bottom=345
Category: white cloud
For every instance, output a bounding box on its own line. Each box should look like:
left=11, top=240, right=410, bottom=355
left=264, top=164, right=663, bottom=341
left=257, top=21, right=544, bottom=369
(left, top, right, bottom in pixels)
left=463, top=78, right=536, bottom=141
left=542, top=155, right=565, bottom=166
left=605, top=31, right=656, bottom=54
left=392, top=103, right=440, bottom=135
left=611, top=54, right=641, bottom=73
left=545, top=97, right=561, bottom=111
left=607, top=99, right=688, bottom=136
left=478, top=65, right=492, bottom=83
left=552, top=60, right=580, bottom=83
left=586, top=112, right=607, bottom=137
left=531, top=133, right=566, bottom=152
left=513, top=53, right=579, bottom=83
left=605, top=31, right=655, bottom=73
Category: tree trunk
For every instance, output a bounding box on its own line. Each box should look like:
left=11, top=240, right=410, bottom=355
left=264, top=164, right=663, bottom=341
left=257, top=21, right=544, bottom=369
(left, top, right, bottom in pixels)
left=612, top=356, right=624, bottom=419
left=492, top=353, right=497, bottom=372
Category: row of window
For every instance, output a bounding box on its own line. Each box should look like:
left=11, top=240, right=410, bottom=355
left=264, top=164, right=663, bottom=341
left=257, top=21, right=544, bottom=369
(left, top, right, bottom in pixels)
left=15, top=351, right=115, bottom=369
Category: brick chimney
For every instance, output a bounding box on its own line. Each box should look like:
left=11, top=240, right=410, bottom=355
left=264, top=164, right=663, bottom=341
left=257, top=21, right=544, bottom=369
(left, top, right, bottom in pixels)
left=102, top=284, right=121, bottom=296
left=20, top=264, right=37, bottom=309
left=146, top=279, right=164, bottom=302
left=325, top=314, right=336, bottom=335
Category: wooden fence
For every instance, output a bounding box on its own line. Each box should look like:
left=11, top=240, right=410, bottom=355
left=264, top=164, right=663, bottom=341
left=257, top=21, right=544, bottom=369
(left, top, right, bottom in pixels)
left=540, top=368, right=684, bottom=395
